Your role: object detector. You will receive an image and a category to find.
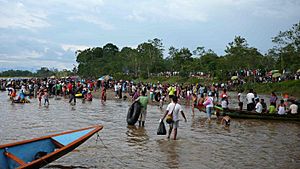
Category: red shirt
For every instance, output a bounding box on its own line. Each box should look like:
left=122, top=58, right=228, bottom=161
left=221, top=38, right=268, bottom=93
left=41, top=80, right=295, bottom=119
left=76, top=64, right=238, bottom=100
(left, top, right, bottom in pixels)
left=220, top=92, right=228, bottom=99
left=67, top=83, right=72, bottom=91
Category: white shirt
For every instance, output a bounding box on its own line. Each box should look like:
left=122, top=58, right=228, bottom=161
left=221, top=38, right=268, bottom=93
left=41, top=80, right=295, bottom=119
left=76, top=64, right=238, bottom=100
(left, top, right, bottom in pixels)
left=290, top=104, right=298, bottom=114
left=166, top=102, right=183, bottom=122
left=246, top=93, right=255, bottom=104
left=132, top=85, right=136, bottom=92
left=238, top=93, right=244, bottom=102
left=278, top=106, right=285, bottom=115
left=255, top=102, right=262, bottom=113
left=221, top=100, right=228, bottom=108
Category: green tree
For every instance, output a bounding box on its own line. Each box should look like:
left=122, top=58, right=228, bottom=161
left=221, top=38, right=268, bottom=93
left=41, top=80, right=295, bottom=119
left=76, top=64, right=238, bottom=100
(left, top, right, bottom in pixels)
left=36, top=67, right=54, bottom=77
left=137, top=41, right=164, bottom=78
left=272, top=21, right=300, bottom=72
left=76, top=47, right=103, bottom=78
left=119, top=47, right=140, bottom=77
left=224, top=36, right=264, bottom=71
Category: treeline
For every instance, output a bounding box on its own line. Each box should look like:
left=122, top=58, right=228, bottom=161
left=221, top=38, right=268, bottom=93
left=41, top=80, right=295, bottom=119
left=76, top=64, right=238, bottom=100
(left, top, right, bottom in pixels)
left=2, top=22, right=299, bottom=80
left=76, top=22, right=300, bottom=80
left=0, top=67, right=73, bottom=78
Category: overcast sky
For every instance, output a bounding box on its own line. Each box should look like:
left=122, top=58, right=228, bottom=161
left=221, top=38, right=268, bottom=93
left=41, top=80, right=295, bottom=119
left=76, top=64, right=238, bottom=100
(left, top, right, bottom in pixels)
left=0, top=0, right=299, bottom=71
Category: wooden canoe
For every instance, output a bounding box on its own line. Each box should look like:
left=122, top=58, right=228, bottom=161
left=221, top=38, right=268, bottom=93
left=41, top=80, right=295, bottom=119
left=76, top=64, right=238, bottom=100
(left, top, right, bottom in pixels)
left=0, top=125, right=103, bottom=169
left=223, top=109, right=300, bottom=121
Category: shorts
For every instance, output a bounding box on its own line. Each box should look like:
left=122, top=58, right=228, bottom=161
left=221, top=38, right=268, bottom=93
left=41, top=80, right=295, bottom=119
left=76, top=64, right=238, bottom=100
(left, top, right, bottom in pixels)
left=225, top=119, right=230, bottom=126
left=139, top=108, right=147, bottom=121
left=170, top=120, right=179, bottom=129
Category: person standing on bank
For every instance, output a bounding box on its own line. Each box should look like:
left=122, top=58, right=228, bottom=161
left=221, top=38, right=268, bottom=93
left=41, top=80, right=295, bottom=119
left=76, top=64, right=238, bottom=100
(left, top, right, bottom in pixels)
left=135, top=90, right=149, bottom=127
left=161, top=96, right=187, bottom=140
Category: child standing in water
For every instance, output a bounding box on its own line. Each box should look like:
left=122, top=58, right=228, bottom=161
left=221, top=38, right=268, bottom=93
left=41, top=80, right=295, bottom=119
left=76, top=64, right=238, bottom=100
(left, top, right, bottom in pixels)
left=101, top=87, right=106, bottom=104
left=38, top=89, right=43, bottom=106
left=44, top=90, right=49, bottom=106
left=221, top=114, right=231, bottom=128
left=191, top=93, right=198, bottom=115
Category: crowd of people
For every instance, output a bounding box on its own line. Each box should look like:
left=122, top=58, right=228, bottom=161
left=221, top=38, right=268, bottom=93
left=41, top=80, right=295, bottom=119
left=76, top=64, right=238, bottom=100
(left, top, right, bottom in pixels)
left=1, top=76, right=299, bottom=140
left=224, top=68, right=300, bottom=87
left=243, top=90, right=299, bottom=115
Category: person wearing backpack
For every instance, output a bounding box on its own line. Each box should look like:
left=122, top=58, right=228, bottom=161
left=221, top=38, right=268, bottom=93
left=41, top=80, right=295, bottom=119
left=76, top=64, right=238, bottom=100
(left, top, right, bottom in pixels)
left=161, top=96, right=187, bottom=140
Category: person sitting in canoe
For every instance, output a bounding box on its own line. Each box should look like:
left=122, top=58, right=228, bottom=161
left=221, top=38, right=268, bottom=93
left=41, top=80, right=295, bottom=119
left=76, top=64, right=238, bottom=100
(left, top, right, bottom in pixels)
left=221, top=96, right=229, bottom=111
left=255, top=98, right=263, bottom=113
left=268, top=102, right=276, bottom=114
left=277, top=100, right=286, bottom=115
left=287, top=100, right=298, bottom=114
left=261, top=99, right=267, bottom=113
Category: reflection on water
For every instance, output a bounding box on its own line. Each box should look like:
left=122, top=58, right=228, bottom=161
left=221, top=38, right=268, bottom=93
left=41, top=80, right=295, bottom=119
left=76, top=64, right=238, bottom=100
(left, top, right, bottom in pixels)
left=0, top=91, right=300, bottom=169
left=126, top=125, right=149, bottom=146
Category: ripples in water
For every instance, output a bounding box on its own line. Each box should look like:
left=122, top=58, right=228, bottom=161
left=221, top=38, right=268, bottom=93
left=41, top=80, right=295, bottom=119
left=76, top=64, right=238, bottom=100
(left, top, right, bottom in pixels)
left=0, top=91, right=299, bottom=169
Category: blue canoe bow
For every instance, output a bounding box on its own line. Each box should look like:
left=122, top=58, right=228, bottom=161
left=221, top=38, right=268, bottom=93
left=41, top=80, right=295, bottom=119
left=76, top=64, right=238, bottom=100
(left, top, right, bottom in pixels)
left=0, top=125, right=103, bottom=169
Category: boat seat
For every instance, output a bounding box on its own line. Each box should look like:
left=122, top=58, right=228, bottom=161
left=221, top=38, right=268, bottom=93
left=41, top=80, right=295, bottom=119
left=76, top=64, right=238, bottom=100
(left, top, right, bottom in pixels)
left=4, top=151, right=26, bottom=166
left=50, top=138, right=65, bottom=149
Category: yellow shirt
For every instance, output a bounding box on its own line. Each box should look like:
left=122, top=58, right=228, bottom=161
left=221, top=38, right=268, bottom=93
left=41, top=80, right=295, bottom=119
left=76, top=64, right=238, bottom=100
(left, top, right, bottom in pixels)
left=168, top=87, right=176, bottom=96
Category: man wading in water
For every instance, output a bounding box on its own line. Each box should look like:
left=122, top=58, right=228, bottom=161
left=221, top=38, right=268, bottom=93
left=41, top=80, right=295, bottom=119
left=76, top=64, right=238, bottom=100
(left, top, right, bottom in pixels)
left=161, top=96, right=187, bottom=140
left=135, top=91, right=149, bottom=127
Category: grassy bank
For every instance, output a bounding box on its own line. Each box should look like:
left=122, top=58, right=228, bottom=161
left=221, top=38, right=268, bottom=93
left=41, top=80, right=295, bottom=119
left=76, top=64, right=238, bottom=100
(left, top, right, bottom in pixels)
left=136, top=76, right=300, bottom=98
left=237, top=80, right=300, bottom=98
left=135, top=76, right=212, bottom=85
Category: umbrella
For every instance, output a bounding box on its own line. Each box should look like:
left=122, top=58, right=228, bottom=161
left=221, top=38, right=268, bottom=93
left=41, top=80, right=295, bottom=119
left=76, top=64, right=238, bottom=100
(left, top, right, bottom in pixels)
left=231, top=76, right=238, bottom=80
left=98, top=75, right=113, bottom=81
left=272, top=73, right=281, bottom=78
left=297, top=69, right=300, bottom=73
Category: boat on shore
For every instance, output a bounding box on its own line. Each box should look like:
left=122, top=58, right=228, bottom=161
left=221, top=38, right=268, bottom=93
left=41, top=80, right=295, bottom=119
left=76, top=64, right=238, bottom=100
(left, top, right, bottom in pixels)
left=0, top=125, right=103, bottom=169
left=223, top=109, right=300, bottom=121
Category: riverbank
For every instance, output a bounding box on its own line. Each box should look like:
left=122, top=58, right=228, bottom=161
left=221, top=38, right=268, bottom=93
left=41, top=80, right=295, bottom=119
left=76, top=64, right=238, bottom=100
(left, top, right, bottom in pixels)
left=134, top=76, right=300, bottom=98
left=236, top=80, right=300, bottom=97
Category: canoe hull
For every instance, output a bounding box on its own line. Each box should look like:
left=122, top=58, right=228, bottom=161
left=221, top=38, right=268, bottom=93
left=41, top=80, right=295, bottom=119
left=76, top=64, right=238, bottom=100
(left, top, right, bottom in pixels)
left=0, top=125, right=103, bottom=169
left=224, top=110, right=300, bottom=121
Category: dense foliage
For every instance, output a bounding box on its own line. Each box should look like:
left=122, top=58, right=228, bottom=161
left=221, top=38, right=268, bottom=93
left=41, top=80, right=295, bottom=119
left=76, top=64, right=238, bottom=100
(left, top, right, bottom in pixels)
left=0, top=67, right=73, bottom=78
left=75, top=22, right=300, bottom=79
left=1, top=22, right=299, bottom=80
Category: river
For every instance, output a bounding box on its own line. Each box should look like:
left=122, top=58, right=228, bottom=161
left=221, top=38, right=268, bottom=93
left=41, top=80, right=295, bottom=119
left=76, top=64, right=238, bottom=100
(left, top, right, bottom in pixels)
left=0, top=91, right=299, bottom=169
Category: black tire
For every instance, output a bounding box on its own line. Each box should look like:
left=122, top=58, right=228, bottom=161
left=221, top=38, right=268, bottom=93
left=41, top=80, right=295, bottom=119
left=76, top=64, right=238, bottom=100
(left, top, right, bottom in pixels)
left=127, top=102, right=141, bottom=125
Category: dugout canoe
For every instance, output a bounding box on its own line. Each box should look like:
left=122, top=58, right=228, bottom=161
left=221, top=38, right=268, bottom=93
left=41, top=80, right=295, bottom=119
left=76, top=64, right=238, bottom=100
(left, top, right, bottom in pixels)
left=223, top=109, right=300, bottom=121
left=0, top=125, right=103, bottom=169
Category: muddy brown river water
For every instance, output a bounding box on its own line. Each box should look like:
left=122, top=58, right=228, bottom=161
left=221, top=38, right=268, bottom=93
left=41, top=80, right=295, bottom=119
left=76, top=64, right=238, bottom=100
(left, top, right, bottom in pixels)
left=0, top=91, right=299, bottom=169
